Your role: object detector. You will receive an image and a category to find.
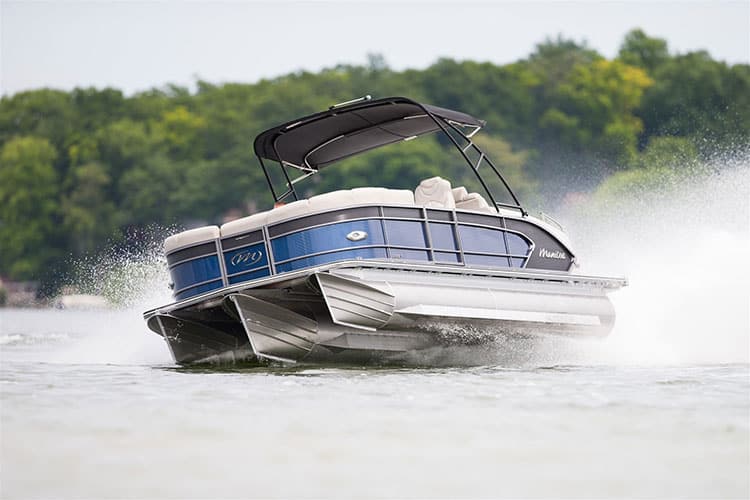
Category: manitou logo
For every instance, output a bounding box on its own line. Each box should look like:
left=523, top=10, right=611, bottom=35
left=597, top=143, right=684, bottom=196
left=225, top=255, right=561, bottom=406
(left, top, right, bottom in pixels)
left=539, top=248, right=567, bottom=260
left=230, top=250, right=263, bottom=267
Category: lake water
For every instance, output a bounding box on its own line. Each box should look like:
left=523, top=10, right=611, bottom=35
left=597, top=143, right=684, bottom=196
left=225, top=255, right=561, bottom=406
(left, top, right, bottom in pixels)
left=2, top=166, right=749, bottom=498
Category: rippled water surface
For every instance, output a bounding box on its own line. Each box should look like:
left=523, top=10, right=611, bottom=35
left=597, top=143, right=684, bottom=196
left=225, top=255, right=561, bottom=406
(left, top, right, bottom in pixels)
left=1, top=308, right=749, bottom=499
left=2, top=167, right=750, bottom=498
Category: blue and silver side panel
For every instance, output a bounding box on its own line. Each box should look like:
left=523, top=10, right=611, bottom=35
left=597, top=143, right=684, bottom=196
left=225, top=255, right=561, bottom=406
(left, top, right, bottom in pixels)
left=166, top=241, right=224, bottom=301
left=166, top=205, right=570, bottom=299
left=221, top=229, right=272, bottom=285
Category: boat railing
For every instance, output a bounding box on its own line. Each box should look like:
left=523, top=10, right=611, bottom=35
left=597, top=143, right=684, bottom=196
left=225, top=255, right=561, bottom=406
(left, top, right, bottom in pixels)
left=538, top=211, right=565, bottom=232
left=165, top=203, right=560, bottom=301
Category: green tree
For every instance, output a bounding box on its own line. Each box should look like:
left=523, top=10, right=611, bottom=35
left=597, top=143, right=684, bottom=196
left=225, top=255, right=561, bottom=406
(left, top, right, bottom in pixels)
left=0, top=136, right=61, bottom=280
left=152, top=105, right=207, bottom=159
left=556, top=59, right=652, bottom=160
left=0, top=32, right=747, bottom=292
left=171, top=157, right=264, bottom=221
left=618, top=29, right=669, bottom=74
left=592, top=137, right=703, bottom=204
left=638, top=136, right=700, bottom=170
left=0, top=90, right=76, bottom=151
left=71, top=87, right=127, bottom=131
left=95, top=118, right=160, bottom=209
left=591, top=165, right=681, bottom=205
left=525, top=36, right=602, bottom=91
left=469, top=135, right=537, bottom=207
left=311, top=136, right=448, bottom=196
left=117, top=154, right=184, bottom=226
left=61, top=162, right=120, bottom=254
left=533, top=58, right=653, bottom=187
left=638, top=52, right=750, bottom=147
left=418, top=59, right=537, bottom=144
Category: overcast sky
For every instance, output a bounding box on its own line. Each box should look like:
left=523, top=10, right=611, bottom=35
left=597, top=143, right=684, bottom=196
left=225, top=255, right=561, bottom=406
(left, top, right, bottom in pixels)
left=2, top=0, right=749, bottom=96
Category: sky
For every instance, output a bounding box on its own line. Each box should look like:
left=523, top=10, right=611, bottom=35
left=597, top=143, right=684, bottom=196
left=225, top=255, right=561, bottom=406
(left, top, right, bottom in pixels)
left=1, top=0, right=749, bottom=96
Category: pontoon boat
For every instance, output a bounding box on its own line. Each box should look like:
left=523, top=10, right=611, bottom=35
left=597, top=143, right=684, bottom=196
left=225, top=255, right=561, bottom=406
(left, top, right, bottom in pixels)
left=143, top=96, right=626, bottom=364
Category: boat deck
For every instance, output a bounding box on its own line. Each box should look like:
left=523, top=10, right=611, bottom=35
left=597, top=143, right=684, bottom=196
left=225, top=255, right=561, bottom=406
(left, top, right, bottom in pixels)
left=147, top=259, right=627, bottom=318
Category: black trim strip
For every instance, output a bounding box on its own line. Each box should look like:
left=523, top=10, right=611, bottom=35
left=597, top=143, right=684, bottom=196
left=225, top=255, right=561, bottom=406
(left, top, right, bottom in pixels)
left=426, top=209, right=453, bottom=221
left=221, top=230, right=264, bottom=251
left=268, top=206, right=380, bottom=238
left=456, top=212, right=504, bottom=228
left=382, top=207, right=423, bottom=219
left=166, top=242, right=218, bottom=267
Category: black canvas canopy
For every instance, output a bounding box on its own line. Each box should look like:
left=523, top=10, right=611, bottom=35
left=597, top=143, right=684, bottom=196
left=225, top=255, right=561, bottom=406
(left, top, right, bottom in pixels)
left=253, top=96, right=485, bottom=171
left=253, top=95, right=524, bottom=214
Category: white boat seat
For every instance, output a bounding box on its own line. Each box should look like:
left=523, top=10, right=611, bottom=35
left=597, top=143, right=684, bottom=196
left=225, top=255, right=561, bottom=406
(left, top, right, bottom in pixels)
left=455, top=192, right=494, bottom=213
left=220, top=211, right=270, bottom=238
left=164, top=226, right=220, bottom=254
left=265, top=199, right=311, bottom=225
left=415, top=176, right=455, bottom=209
left=220, top=187, right=417, bottom=239
left=350, top=187, right=415, bottom=205
left=305, top=187, right=416, bottom=213
left=308, top=190, right=358, bottom=211
left=452, top=186, right=469, bottom=203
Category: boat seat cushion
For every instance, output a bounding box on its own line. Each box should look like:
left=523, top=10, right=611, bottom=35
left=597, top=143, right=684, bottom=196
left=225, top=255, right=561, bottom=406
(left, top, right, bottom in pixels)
left=308, top=190, right=358, bottom=211
left=220, top=187, right=417, bottom=239
left=455, top=192, right=493, bottom=213
left=265, top=199, right=311, bottom=225
left=452, top=186, right=469, bottom=202
left=164, top=226, right=220, bottom=254
left=351, top=187, right=415, bottom=205
left=220, top=211, right=270, bottom=238
left=415, top=176, right=455, bottom=209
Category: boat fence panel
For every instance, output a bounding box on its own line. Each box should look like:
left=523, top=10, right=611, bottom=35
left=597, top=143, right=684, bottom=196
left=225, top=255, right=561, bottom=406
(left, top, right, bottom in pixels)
left=271, top=219, right=386, bottom=262
left=275, top=248, right=389, bottom=274
left=223, top=242, right=269, bottom=276
left=170, top=255, right=222, bottom=291
left=383, top=220, right=428, bottom=248
left=428, top=222, right=458, bottom=250
left=169, top=251, right=225, bottom=301
left=165, top=204, right=571, bottom=299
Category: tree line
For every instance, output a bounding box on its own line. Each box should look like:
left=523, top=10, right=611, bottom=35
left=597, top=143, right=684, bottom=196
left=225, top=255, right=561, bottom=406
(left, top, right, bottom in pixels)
left=1, top=29, right=748, bottom=293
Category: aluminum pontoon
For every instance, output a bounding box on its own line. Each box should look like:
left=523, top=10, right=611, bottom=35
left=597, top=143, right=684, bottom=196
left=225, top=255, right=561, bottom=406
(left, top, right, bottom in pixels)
left=144, top=96, right=626, bottom=364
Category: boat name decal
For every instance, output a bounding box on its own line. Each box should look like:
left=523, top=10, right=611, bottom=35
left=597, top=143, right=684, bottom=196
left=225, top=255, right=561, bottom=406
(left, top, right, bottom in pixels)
left=230, top=249, right=264, bottom=267
left=539, top=248, right=567, bottom=260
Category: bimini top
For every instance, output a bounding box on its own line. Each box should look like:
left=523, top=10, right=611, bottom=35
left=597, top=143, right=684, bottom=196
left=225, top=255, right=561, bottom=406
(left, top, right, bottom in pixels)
left=253, top=95, right=525, bottom=214
left=253, top=96, right=485, bottom=171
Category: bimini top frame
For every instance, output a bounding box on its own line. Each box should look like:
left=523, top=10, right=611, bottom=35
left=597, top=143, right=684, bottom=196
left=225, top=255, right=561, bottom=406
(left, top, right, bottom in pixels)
left=253, top=95, right=527, bottom=215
